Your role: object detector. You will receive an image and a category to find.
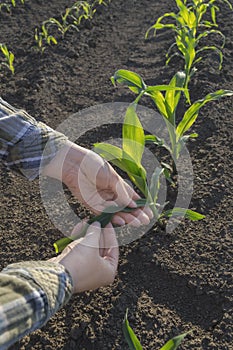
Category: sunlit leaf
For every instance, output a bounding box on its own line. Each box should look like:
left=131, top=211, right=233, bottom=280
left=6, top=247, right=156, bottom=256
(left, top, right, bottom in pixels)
left=123, top=104, right=145, bottom=166
left=94, top=142, right=147, bottom=195
left=163, top=208, right=205, bottom=220
left=111, top=69, right=146, bottom=93
left=196, top=45, right=223, bottom=69
left=160, top=333, right=188, bottom=350
left=123, top=309, right=143, bottom=350
left=149, top=167, right=164, bottom=205
left=176, top=90, right=233, bottom=138
left=165, top=71, right=186, bottom=116
left=145, top=12, right=177, bottom=38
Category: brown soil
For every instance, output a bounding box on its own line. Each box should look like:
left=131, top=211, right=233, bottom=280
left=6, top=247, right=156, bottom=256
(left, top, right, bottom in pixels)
left=0, top=0, right=232, bottom=349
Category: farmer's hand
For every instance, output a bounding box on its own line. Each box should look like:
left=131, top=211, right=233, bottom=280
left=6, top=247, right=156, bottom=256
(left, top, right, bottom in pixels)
left=42, top=140, right=153, bottom=227
left=50, top=222, right=119, bottom=292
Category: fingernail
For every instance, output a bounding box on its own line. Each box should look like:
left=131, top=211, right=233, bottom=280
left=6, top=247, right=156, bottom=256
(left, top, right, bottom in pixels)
left=117, top=217, right=125, bottom=226
left=91, top=221, right=101, bottom=228
left=129, top=200, right=137, bottom=208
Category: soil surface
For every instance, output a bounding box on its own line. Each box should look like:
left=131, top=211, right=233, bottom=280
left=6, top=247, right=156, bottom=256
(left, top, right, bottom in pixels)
left=0, top=0, right=233, bottom=349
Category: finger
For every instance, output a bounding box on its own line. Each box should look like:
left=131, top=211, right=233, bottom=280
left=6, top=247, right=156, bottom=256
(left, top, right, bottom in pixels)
left=111, top=173, right=138, bottom=208
left=128, top=208, right=151, bottom=225
left=70, top=220, right=88, bottom=238
left=101, top=224, right=119, bottom=270
left=112, top=214, right=125, bottom=226
left=114, top=212, right=142, bottom=227
left=80, top=221, right=102, bottom=248
left=112, top=209, right=150, bottom=226
left=101, top=223, right=118, bottom=250
left=99, top=227, right=105, bottom=256
left=142, top=206, right=154, bottom=220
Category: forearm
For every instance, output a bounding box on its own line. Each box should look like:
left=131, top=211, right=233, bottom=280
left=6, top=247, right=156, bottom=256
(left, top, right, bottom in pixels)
left=0, top=97, right=68, bottom=180
left=0, top=261, right=73, bottom=349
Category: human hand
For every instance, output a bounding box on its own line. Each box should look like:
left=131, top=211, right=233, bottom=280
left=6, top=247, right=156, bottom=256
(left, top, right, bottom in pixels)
left=50, top=222, right=119, bottom=293
left=42, top=140, right=153, bottom=227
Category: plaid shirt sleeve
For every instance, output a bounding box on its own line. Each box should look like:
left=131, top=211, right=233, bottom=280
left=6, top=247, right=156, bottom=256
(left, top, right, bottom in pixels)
left=0, top=261, right=73, bottom=350
left=0, top=97, right=68, bottom=180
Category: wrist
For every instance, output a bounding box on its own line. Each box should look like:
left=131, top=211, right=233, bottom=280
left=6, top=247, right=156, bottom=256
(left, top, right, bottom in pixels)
left=41, top=140, right=88, bottom=181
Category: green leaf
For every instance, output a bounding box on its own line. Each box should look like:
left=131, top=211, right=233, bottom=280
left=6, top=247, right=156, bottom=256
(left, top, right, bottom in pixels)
left=145, top=84, right=185, bottom=121
left=0, top=44, right=8, bottom=56
left=145, top=90, right=167, bottom=118
left=94, top=142, right=124, bottom=167
left=111, top=69, right=146, bottom=93
left=54, top=237, right=73, bottom=253
left=176, top=90, right=233, bottom=138
left=196, top=45, right=223, bottom=69
left=145, top=85, right=185, bottom=93
left=145, top=12, right=177, bottom=38
left=127, top=170, right=147, bottom=195
left=165, top=71, right=186, bottom=116
left=94, top=142, right=147, bottom=195
left=145, top=134, right=171, bottom=152
left=163, top=208, right=205, bottom=221
left=50, top=36, right=58, bottom=45
left=220, top=0, right=232, bottom=10
left=179, top=133, right=198, bottom=143
left=123, top=104, right=145, bottom=166
left=9, top=52, right=14, bottom=74
left=94, top=142, right=137, bottom=175
left=149, top=167, right=164, bottom=205
left=197, top=30, right=225, bottom=49
left=123, top=309, right=143, bottom=350
left=160, top=333, right=188, bottom=350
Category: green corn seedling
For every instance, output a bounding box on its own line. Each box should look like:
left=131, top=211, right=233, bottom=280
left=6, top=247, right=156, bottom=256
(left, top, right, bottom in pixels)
left=190, top=0, right=232, bottom=26
left=0, top=0, right=25, bottom=13
left=34, top=25, right=58, bottom=53
left=34, top=0, right=111, bottom=52
left=123, top=309, right=188, bottom=350
left=0, top=3, right=11, bottom=12
left=146, top=0, right=231, bottom=93
left=54, top=100, right=204, bottom=253
left=93, top=99, right=204, bottom=218
left=11, top=0, right=25, bottom=6
left=0, top=43, right=14, bottom=74
left=111, top=69, right=233, bottom=173
left=70, top=1, right=95, bottom=26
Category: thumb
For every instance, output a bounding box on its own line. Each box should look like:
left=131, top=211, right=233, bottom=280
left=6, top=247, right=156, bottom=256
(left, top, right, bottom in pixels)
left=81, top=221, right=101, bottom=248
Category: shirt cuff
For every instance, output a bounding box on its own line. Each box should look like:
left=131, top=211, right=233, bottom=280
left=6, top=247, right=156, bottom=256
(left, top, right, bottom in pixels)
left=0, top=261, right=73, bottom=349
left=0, top=98, right=68, bottom=180
left=6, top=122, right=68, bottom=180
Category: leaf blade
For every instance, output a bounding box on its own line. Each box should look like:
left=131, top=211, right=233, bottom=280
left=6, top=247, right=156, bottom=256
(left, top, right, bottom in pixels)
left=160, top=333, right=188, bottom=350
left=176, top=90, right=233, bottom=138
left=123, top=309, right=143, bottom=350
left=111, top=69, right=146, bottom=93
left=123, top=103, right=145, bottom=166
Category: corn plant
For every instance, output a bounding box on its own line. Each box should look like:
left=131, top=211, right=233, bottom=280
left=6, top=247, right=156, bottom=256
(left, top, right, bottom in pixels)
left=10, top=0, right=25, bottom=5
left=0, top=43, right=14, bottom=74
left=146, top=0, right=232, bottom=93
left=0, top=0, right=25, bottom=12
left=123, top=309, right=188, bottom=350
left=34, top=0, right=111, bottom=52
left=54, top=99, right=204, bottom=253
left=70, top=1, right=96, bottom=26
left=111, top=69, right=233, bottom=174
left=93, top=97, right=204, bottom=213
left=34, top=6, right=79, bottom=51
left=34, top=26, right=58, bottom=53
left=0, top=3, right=11, bottom=12
left=11, top=0, right=25, bottom=6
